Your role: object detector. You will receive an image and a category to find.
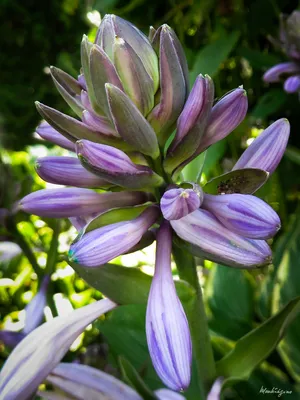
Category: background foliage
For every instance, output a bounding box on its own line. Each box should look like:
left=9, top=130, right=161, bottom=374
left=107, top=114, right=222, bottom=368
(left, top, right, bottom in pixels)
left=1, top=0, right=300, bottom=398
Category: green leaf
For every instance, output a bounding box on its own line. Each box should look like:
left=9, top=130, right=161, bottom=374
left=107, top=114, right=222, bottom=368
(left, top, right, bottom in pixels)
left=284, top=145, right=300, bottom=166
left=119, top=356, right=157, bottom=399
left=251, top=89, right=288, bottom=120
left=84, top=204, right=150, bottom=234
left=190, top=31, right=240, bottom=83
left=236, top=47, right=281, bottom=69
left=272, top=209, right=300, bottom=381
left=216, top=297, right=300, bottom=381
left=69, top=261, right=195, bottom=305
left=206, top=265, right=255, bottom=340
left=182, top=151, right=207, bottom=182
left=204, top=168, right=268, bottom=195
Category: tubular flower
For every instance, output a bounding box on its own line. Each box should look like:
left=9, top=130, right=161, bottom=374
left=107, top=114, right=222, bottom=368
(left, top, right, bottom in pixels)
left=21, top=14, right=290, bottom=392
left=263, top=11, right=300, bottom=94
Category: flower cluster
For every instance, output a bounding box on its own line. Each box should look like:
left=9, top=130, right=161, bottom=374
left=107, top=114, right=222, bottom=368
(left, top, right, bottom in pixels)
left=263, top=10, right=300, bottom=93
left=17, top=14, right=290, bottom=394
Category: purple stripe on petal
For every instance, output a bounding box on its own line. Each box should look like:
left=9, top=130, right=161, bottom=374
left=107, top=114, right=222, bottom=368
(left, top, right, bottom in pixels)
left=69, top=206, right=160, bottom=267
left=0, top=331, right=25, bottom=349
left=160, top=188, right=202, bottom=220
left=36, top=156, right=110, bottom=188
left=146, top=222, right=192, bottom=391
left=171, top=209, right=272, bottom=268
left=232, top=118, right=290, bottom=175
left=263, top=62, right=300, bottom=83
left=19, top=188, right=149, bottom=218
left=202, top=194, right=280, bottom=239
left=36, top=121, right=75, bottom=151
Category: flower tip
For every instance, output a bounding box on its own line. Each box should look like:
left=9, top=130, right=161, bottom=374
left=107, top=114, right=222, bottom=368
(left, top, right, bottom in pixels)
left=68, top=249, right=78, bottom=264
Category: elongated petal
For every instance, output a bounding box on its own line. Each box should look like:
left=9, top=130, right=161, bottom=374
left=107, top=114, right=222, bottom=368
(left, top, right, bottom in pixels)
left=232, top=118, right=290, bottom=174
left=69, top=214, right=98, bottom=231
left=207, top=379, right=223, bottom=400
left=198, top=87, right=248, bottom=152
left=148, top=25, right=187, bottom=145
left=0, top=298, right=116, bottom=400
left=36, top=121, right=75, bottom=151
left=146, top=222, right=192, bottom=391
left=155, top=388, right=186, bottom=399
left=0, top=331, right=25, bottom=349
left=171, top=209, right=272, bottom=268
left=113, top=37, right=154, bottom=115
left=69, top=206, right=160, bottom=267
left=36, top=156, right=110, bottom=188
left=105, top=84, right=159, bottom=157
left=76, top=140, right=163, bottom=189
left=19, top=188, right=148, bottom=218
left=165, top=75, right=214, bottom=172
left=96, top=15, right=159, bottom=91
left=81, top=110, right=117, bottom=136
left=50, top=66, right=84, bottom=117
left=78, top=74, right=87, bottom=90
left=160, top=187, right=202, bottom=220
left=46, top=363, right=142, bottom=400
left=263, top=62, right=300, bottom=82
left=23, top=275, right=50, bottom=334
left=283, top=75, right=300, bottom=93
left=35, top=102, right=130, bottom=151
left=202, top=194, right=280, bottom=239
left=89, top=44, right=124, bottom=116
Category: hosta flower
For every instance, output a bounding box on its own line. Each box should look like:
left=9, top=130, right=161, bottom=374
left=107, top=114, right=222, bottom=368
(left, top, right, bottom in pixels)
left=263, top=11, right=300, bottom=93
left=21, top=14, right=290, bottom=392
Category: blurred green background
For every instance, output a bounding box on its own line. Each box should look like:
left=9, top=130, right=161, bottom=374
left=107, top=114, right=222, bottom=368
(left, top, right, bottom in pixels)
left=2, top=0, right=300, bottom=399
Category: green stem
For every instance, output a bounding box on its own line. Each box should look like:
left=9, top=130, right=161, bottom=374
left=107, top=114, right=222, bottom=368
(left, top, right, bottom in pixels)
left=45, top=220, right=60, bottom=275
left=172, top=244, right=216, bottom=397
left=6, top=216, right=42, bottom=278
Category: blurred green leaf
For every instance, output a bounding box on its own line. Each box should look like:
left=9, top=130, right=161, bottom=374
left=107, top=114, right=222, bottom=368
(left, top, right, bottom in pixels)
left=251, top=89, right=288, bottom=119
left=216, top=297, right=300, bottom=381
left=190, top=31, right=240, bottom=83
left=237, top=47, right=281, bottom=69
left=272, top=209, right=300, bottom=381
left=284, top=146, right=300, bottom=166
left=119, top=356, right=157, bottom=399
left=206, top=265, right=255, bottom=340
left=70, top=261, right=195, bottom=305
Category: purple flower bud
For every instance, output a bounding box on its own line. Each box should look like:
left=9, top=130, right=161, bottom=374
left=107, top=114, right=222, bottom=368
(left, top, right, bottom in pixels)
left=0, top=331, right=25, bottom=349
left=202, top=194, right=281, bottom=239
left=36, top=121, right=75, bottom=151
left=283, top=75, right=300, bottom=93
left=113, top=37, right=155, bottom=116
left=96, top=15, right=159, bottom=91
left=105, top=84, right=159, bottom=158
left=171, top=209, right=272, bottom=268
left=199, top=87, right=248, bottom=152
left=23, top=275, right=51, bottom=334
left=207, top=379, right=223, bottom=400
left=19, top=188, right=148, bottom=218
left=160, top=187, right=203, bottom=220
left=232, top=118, right=290, bottom=175
left=69, top=214, right=98, bottom=231
left=147, top=25, right=187, bottom=145
left=36, top=156, right=110, bottom=188
left=78, top=74, right=87, bottom=90
left=263, top=62, right=300, bottom=82
left=155, top=388, right=186, bottom=399
left=171, top=75, right=214, bottom=149
left=0, top=298, right=117, bottom=400
left=69, top=206, right=160, bottom=267
left=146, top=222, right=192, bottom=391
left=76, top=140, right=163, bottom=189
left=44, top=363, right=143, bottom=400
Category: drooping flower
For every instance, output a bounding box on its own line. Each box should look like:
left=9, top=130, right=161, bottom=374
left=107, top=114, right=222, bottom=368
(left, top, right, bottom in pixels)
left=263, top=11, right=300, bottom=94
left=20, top=13, right=290, bottom=392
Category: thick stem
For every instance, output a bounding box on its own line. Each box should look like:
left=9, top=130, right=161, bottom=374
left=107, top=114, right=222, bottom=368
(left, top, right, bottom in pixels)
left=6, top=216, right=42, bottom=278
left=172, top=243, right=216, bottom=397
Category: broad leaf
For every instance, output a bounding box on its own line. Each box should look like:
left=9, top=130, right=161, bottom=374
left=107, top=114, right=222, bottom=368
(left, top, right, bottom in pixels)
left=216, top=297, right=300, bottom=381
left=251, top=89, right=288, bottom=120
